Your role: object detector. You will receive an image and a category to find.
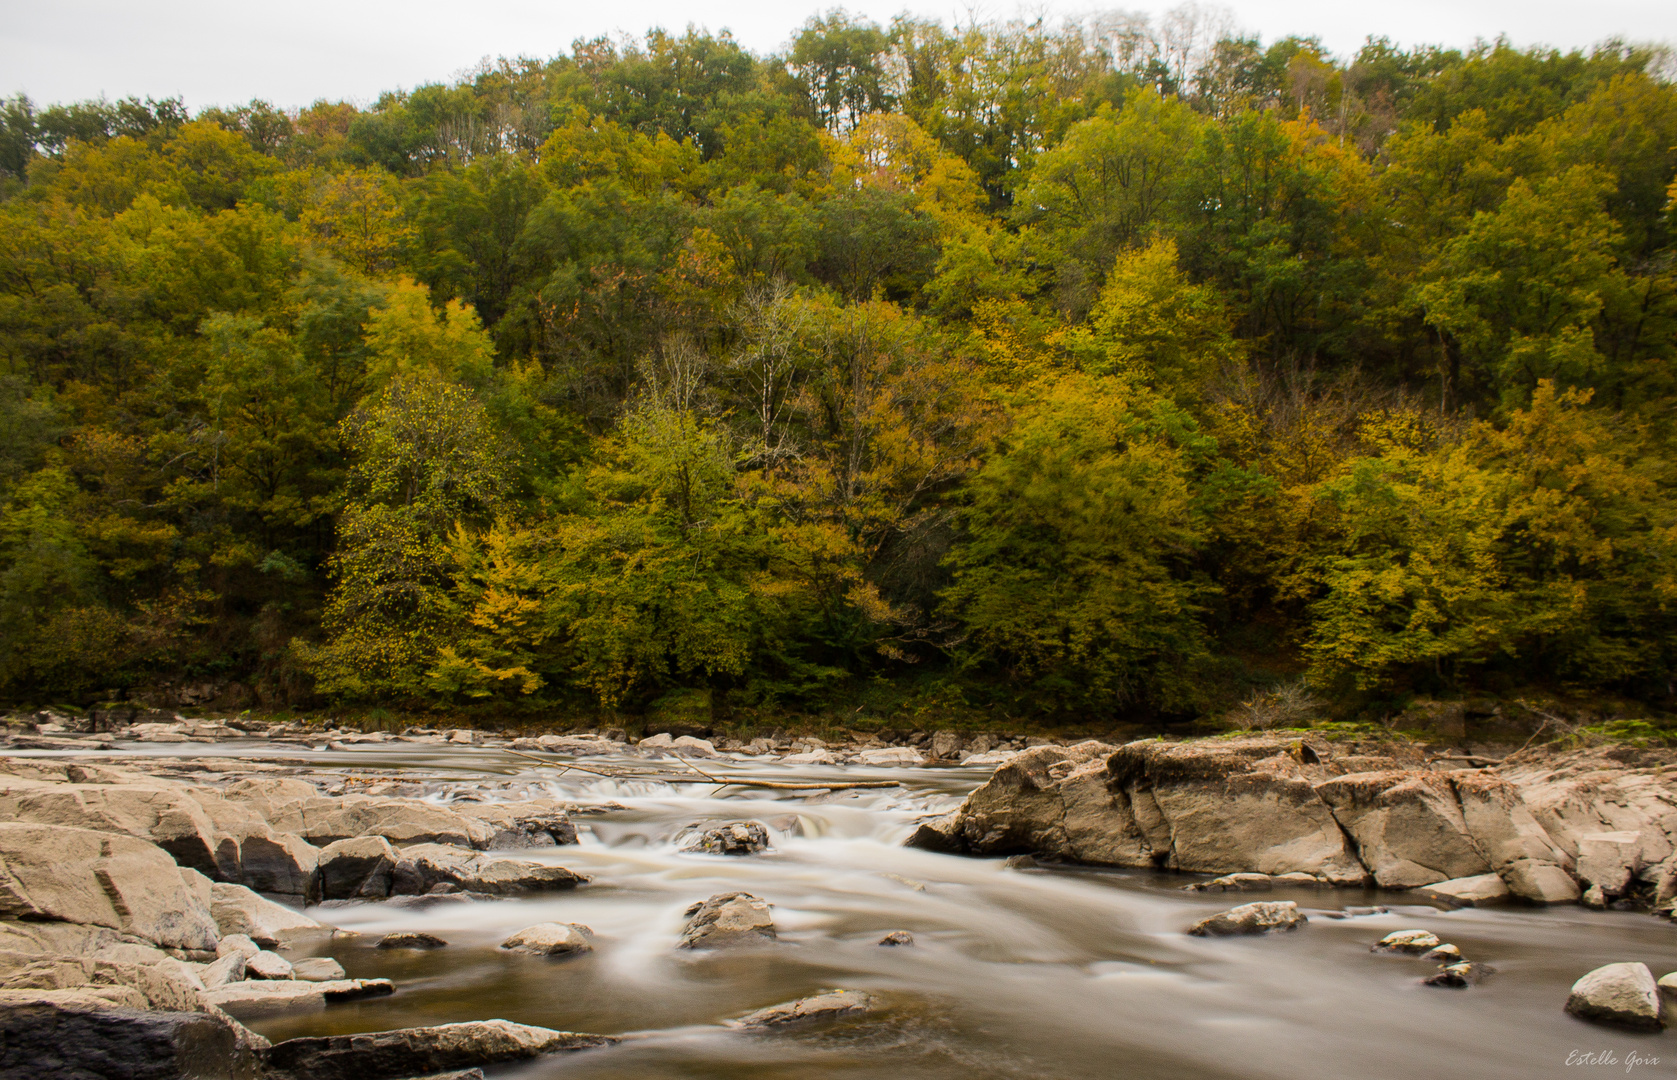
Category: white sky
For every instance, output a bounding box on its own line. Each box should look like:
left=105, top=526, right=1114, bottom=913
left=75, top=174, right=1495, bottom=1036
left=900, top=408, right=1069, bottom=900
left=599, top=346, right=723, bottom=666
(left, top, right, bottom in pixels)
left=3, top=0, right=1673, bottom=110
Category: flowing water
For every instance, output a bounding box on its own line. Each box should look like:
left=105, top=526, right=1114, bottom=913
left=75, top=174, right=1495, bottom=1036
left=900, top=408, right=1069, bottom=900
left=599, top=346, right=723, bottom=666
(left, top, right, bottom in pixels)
left=40, top=742, right=1677, bottom=1078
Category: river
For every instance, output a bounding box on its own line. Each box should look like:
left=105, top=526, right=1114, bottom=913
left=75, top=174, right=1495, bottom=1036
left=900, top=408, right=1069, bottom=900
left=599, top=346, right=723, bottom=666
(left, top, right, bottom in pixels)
left=87, top=741, right=1677, bottom=1078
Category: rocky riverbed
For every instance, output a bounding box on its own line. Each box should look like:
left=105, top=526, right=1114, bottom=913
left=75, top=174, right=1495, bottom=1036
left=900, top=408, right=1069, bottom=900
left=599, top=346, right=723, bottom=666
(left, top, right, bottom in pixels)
left=4, top=718, right=1677, bottom=1079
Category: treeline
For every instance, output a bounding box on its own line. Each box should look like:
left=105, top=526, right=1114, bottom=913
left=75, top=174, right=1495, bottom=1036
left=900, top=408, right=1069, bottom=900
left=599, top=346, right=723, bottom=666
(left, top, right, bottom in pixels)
left=0, top=10, right=1673, bottom=723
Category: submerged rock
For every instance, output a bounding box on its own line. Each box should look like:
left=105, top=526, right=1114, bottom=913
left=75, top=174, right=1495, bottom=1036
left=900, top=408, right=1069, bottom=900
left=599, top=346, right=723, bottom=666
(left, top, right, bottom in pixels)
left=1186, top=873, right=1273, bottom=893
left=500, top=923, right=593, bottom=957
left=684, top=821, right=772, bottom=855
left=727, top=990, right=875, bottom=1030
left=263, top=1019, right=617, bottom=1080
left=1565, top=962, right=1664, bottom=1030
left=679, top=892, right=777, bottom=949
left=1187, top=901, right=1307, bottom=937
left=376, top=932, right=447, bottom=949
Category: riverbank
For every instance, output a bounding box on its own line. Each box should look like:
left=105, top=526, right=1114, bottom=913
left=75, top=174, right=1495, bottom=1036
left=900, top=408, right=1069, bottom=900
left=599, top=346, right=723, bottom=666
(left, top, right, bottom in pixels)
left=4, top=728, right=1677, bottom=1079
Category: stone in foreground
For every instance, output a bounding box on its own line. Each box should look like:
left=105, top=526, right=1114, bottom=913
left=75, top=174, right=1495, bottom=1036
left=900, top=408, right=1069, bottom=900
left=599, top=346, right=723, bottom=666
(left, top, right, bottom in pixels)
left=679, top=892, right=777, bottom=948
left=0, top=999, right=260, bottom=1080
left=684, top=821, right=772, bottom=855
left=1565, top=963, right=1664, bottom=1031
left=727, top=990, right=875, bottom=1031
left=1187, top=901, right=1307, bottom=937
left=1371, top=930, right=1441, bottom=954
left=500, top=922, right=593, bottom=957
left=263, top=1019, right=618, bottom=1080
left=1413, top=874, right=1510, bottom=907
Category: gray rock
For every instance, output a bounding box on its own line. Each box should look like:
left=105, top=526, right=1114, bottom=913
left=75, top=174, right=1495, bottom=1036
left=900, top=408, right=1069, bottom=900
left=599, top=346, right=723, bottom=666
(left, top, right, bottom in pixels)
left=679, top=892, right=777, bottom=949
left=0, top=999, right=261, bottom=1080
left=500, top=923, right=593, bottom=957
left=1372, top=930, right=1442, bottom=954
left=1565, top=962, right=1664, bottom=1030
left=290, top=957, right=347, bottom=982
left=684, top=821, right=771, bottom=855
left=376, top=932, right=448, bottom=949
left=200, top=952, right=248, bottom=988
left=454, top=800, right=577, bottom=848
left=1412, top=873, right=1511, bottom=907
left=216, top=934, right=260, bottom=960
left=390, top=844, right=587, bottom=896
left=209, top=883, right=322, bottom=946
left=1187, top=901, right=1307, bottom=937
left=878, top=931, right=914, bottom=946
left=317, top=836, right=399, bottom=900
left=199, top=977, right=393, bottom=1019
left=263, top=1019, right=617, bottom=1080
left=1582, top=883, right=1609, bottom=909
left=727, top=990, right=875, bottom=1030
left=244, top=949, right=294, bottom=980
left=1501, top=859, right=1581, bottom=905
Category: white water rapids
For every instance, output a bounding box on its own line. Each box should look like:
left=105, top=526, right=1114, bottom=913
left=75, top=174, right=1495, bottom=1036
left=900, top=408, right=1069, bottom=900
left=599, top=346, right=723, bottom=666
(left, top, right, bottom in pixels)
left=57, top=742, right=1677, bottom=1078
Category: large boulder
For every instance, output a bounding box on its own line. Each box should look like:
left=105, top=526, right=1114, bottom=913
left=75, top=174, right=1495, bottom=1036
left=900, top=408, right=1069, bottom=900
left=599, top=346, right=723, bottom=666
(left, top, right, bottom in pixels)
left=902, top=812, right=965, bottom=854
left=1312, top=772, right=1491, bottom=888
left=1110, top=739, right=1366, bottom=882
left=1501, top=858, right=1582, bottom=904
left=390, top=844, right=587, bottom=896
left=0, top=998, right=262, bottom=1080
left=288, top=796, right=498, bottom=850
left=0, top=783, right=224, bottom=877
left=955, top=743, right=1135, bottom=861
left=208, top=883, right=323, bottom=946
left=727, top=990, right=874, bottom=1030
left=0, top=823, right=219, bottom=951
left=263, top=1019, right=618, bottom=1080
left=679, top=892, right=776, bottom=949
left=0, top=951, right=205, bottom=1012
left=1187, top=901, right=1307, bottom=937
left=1565, top=962, right=1664, bottom=1030
left=317, top=836, right=399, bottom=899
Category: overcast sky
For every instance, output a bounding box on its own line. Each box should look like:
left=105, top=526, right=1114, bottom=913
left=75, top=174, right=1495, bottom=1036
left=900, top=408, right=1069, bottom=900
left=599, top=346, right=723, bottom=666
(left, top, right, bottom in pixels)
left=3, top=0, right=1673, bottom=110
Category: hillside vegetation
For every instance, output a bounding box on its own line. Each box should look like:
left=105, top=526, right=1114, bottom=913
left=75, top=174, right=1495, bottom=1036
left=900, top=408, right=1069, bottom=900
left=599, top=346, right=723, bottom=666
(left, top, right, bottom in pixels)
left=0, top=13, right=1674, bottom=727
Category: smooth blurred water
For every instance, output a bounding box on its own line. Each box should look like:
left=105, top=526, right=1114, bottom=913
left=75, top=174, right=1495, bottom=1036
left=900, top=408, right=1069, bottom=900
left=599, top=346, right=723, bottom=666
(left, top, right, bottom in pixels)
left=56, top=740, right=1677, bottom=1079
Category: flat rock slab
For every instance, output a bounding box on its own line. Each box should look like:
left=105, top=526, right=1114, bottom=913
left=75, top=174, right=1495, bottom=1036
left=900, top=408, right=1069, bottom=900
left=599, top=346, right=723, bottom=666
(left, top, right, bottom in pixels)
left=1187, top=901, right=1306, bottom=937
left=1412, top=874, right=1510, bottom=907
left=1186, top=873, right=1273, bottom=893
left=680, top=892, right=777, bottom=949
left=263, top=1019, right=618, bottom=1080
left=200, top=977, right=393, bottom=1020
left=376, top=932, right=448, bottom=949
left=1566, top=962, right=1665, bottom=1031
left=728, top=990, right=875, bottom=1030
left=290, top=957, right=347, bottom=982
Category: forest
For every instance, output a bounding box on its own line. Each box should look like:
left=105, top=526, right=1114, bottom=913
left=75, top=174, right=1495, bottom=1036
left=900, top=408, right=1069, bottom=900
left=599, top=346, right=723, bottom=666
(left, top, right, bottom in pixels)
left=0, top=9, right=1673, bottom=727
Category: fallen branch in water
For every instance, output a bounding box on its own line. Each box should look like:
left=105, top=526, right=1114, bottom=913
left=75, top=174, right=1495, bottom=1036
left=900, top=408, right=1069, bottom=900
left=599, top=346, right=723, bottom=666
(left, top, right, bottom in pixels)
left=498, top=746, right=900, bottom=790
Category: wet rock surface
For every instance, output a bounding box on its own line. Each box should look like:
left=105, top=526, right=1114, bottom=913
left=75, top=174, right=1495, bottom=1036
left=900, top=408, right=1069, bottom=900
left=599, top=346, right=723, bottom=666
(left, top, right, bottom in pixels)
left=684, top=821, right=772, bottom=855
left=727, top=989, right=875, bottom=1030
left=500, top=922, right=593, bottom=957
left=1187, top=901, right=1307, bottom=937
left=679, top=892, right=777, bottom=949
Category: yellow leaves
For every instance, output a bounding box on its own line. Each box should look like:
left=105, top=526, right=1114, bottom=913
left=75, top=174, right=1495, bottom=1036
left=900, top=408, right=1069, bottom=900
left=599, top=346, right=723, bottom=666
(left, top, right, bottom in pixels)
left=298, top=167, right=411, bottom=276
left=362, top=278, right=496, bottom=390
